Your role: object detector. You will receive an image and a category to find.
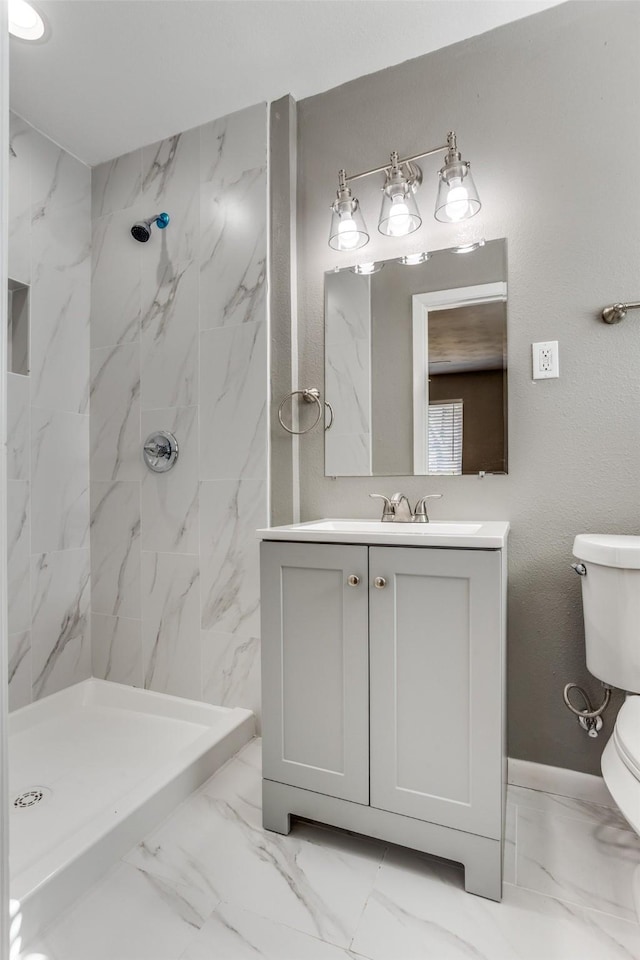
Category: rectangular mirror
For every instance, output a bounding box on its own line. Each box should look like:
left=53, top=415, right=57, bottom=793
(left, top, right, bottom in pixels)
left=324, top=238, right=507, bottom=476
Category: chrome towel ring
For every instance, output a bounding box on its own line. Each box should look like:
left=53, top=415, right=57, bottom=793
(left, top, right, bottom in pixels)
left=278, top=388, right=334, bottom=435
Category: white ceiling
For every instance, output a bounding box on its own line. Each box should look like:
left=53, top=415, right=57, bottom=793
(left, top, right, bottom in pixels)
left=10, top=0, right=563, bottom=166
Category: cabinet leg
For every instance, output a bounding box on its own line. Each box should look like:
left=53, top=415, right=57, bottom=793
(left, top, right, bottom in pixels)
left=463, top=841, right=502, bottom=902
left=262, top=782, right=292, bottom=835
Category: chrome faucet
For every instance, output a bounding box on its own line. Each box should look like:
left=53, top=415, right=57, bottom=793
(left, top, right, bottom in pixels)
left=369, top=494, right=396, bottom=522
left=412, top=494, right=443, bottom=523
left=370, top=493, right=443, bottom=523
left=390, top=492, right=413, bottom=522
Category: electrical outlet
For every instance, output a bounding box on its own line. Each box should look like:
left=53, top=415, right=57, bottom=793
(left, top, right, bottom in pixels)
left=532, top=341, right=559, bottom=379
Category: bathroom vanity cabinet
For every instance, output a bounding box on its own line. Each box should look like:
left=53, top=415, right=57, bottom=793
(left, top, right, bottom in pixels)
left=259, top=523, right=508, bottom=901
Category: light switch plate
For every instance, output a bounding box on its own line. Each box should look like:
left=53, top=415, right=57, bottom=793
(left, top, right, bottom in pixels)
left=532, top=341, right=559, bottom=379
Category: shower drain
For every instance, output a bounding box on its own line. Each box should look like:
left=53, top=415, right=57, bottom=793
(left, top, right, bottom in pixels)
left=13, top=786, right=51, bottom=809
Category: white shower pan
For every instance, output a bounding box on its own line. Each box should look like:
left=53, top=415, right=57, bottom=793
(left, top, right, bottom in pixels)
left=9, top=679, right=255, bottom=948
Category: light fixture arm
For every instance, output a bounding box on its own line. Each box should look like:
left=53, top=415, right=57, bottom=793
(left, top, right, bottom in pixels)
left=343, top=140, right=451, bottom=184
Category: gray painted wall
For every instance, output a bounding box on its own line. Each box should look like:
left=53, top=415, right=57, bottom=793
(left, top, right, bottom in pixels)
left=276, top=1, right=640, bottom=774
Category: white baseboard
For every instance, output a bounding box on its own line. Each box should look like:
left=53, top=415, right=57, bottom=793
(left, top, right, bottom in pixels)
left=507, top=758, right=615, bottom=807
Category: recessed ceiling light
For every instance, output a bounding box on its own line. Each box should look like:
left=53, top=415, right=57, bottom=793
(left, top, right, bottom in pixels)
left=9, top=0, right=46, bottom=41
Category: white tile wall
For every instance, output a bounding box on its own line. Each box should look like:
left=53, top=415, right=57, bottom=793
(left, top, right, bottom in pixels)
left=90, top=103, right=268, bottom=716
left=6, top=104, right=267, bottom=713
left=7, top=112, right=92, bottom=709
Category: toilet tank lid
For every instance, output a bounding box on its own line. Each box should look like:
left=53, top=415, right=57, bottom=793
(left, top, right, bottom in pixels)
left=573, top=534, right=640, bottom=568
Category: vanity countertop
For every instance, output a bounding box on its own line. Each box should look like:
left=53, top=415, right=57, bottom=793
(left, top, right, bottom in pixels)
left=257, top=519, right=509, bottom=549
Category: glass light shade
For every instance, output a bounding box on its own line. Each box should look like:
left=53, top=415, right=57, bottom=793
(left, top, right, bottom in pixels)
left=328, top=198, right=369, bottom=251
left=378, top=188, right=422, bottom=237
left=434, top=162, right=481, bottom=223
left=9, top=0, right=45, bottom=39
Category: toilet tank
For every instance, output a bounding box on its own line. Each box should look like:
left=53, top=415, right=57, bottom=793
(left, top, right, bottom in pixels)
left=573, top=535, right=640, bottom=693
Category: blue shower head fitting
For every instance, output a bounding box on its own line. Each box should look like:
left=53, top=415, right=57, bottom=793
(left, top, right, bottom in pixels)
left=130, top=212, right=170, bottom=242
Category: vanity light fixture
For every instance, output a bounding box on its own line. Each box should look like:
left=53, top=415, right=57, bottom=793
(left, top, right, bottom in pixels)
left=8, top=0, right=46, bottom=40
left=328, top=170, right=370, bottom=251
left=397, top=252, right=430, bottom=266
left=351, top=261, right=384, bottom=275
left=329, top=131, right=481, bottom=251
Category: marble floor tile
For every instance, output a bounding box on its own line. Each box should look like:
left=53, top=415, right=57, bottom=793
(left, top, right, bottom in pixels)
left=20, top=739, right=640, bottom=960
left=515, top=804, right=640, bottom=921
left=28, top=860, right=215, bottom=960
left=180, top=901, right=369, bottom=960
left=507, top=783, right=628, bottom=830
left=124, top=742, right=386, bottom=949
left=350, top=846, right=640, bottom=960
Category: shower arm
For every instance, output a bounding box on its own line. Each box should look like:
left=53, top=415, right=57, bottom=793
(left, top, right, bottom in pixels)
left=601, top=301, right=640, bottom=324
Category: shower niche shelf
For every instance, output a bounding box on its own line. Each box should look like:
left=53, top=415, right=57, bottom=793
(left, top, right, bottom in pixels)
left=7, top=278, right=30, bottom=376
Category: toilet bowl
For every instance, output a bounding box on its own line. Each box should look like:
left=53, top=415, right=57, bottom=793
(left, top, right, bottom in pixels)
left=573, top=534, right=640, bottom=919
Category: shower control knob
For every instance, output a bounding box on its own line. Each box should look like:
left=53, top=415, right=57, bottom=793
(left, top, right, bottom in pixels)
left=374, top=577, right=387, bottom=589
left=143, top=431, right=179, bottom=473
left=347, top=575, right=360, bottom=587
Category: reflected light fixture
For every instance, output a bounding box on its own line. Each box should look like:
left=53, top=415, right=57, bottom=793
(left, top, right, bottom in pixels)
left=8, top=0, right=46, bottom=39
left=329, top=131, right=481, bottom=251
left=351, top=261, right=384, bottom=275
left=397, top=252, right=430, bottom=266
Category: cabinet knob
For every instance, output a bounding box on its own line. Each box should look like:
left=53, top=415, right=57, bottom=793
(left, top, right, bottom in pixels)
left=347, top=575, right=360, bottom=587
left=374, top=577, right=387, bottom=589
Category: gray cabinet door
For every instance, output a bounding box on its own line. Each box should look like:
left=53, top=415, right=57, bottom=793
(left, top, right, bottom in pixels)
left=369, top=546, right=503, bottom=839
left=261, top=541, right=369, bottom=803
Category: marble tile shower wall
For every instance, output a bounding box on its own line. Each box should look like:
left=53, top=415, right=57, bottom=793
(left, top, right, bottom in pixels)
left=89, top=103, right=268, bottom=720
left=7, top=113, right=92, bottom=709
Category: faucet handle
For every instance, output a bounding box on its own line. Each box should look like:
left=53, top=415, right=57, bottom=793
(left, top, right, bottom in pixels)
left=370, top=493, right=395, bottom=521
left=413, top=494, right=443, bottom=523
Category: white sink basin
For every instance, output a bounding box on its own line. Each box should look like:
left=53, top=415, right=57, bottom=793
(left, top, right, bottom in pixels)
left=257, top=518, right=509, bottom=549
left=302, top=520, right=482, bottom=536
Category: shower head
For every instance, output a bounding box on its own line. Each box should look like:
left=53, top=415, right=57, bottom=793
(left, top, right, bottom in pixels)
left=130, top=212, right=170, bottom=243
